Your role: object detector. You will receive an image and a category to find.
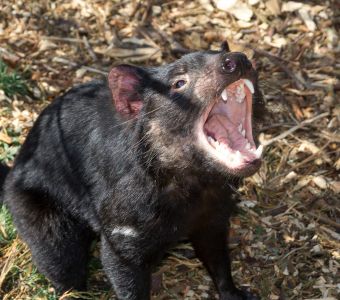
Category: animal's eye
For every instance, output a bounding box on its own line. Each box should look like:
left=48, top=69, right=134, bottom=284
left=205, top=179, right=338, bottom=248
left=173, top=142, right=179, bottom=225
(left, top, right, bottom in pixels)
left=173, top=80, right=186, bottom=89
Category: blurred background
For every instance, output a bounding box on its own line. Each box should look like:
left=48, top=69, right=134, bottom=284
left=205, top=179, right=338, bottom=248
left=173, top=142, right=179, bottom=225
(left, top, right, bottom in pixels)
left=0, top=0, right=339, bottom=299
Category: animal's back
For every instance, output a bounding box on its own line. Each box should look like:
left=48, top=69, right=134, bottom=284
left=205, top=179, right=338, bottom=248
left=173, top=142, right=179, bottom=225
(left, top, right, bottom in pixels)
left=4, top=80, right=114, bottom=230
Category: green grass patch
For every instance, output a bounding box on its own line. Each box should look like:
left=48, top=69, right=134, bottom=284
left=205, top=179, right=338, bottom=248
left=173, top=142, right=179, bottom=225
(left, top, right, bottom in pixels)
left=0, top=59, right=28, bottom=97
left=0, top=205, right=17, bottom=245
left=0, top=128, right=22, bottom=163
left=0, top=141, right=21, bottom=163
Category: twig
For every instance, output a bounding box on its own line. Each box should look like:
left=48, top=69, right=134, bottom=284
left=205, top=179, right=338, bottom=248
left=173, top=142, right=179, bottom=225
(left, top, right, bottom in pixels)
left=265, top=204, right=288, bottom=216
left=253, top=48, right=291, bottom=64
left=259, top=123, right=294, bottom=131
left=280, top=244, right=308, bottom=261
left=52, top=57, right=107, bottom=75
left=41, top=36, right=87, bottom=44
left=318, top=130, right=340, bottom=143
left=308, top=212, right=340, bottom=231
left=261, top=112, right=329, bottom=146
left=168, top=256, right=201, bottom=268
left=82, top=36, right=98, bottom=61
left=288, top=141, right=331, bottom=171
left=320, top=226, right=340, bottom=241
left=304, top=298, right=337, bottom=300
left=112, top=0, right=131, bottom=9
left=274, top=202, right=300, bottom=218
left=52, top=57, right=77, bottom=67
left=82, top=66, right=107, bottom=76
left=253, top=48, right=308, bottom=90
left=268, top=141, right=331, bottom=186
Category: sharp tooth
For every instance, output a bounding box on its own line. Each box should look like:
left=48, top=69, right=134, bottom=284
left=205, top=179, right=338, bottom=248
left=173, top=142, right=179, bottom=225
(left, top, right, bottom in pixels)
left=238, top=123, right=242, bottom=133
left=207, top=136, right=214, bottom=144
left=255, top=145, right=263, bottom=158
left=241, top=129, right=246, bottom=137
left=235, top=150, right=242, bottom=159
left=246, top=142, right=251, bottom=150
left=216, top=143, right=224, bottom=152
left=236, top=84, right=245, bottom=99
left=243, top=79, right=254, bottom=94
left=221, top=88, right=228, bottom=102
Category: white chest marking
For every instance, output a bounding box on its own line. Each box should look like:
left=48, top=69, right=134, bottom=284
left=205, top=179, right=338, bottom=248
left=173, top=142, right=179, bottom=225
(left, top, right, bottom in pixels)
left=111, top=226, right=138, bottom=237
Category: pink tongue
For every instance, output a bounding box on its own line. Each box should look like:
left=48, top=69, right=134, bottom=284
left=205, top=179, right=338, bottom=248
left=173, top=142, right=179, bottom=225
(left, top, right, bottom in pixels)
left=204, top=114, right=229, bottom=144
left=204, top=114, right=247, bottom=150
left=210, top=96, right=246, bottom=126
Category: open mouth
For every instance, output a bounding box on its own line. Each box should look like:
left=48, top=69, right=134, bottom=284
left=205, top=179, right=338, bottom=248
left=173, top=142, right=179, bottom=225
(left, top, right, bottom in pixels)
left=197, top=79, right=263, bottom=174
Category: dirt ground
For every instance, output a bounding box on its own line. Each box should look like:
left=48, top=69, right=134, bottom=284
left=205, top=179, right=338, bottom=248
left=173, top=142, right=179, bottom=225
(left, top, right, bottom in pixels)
left=0, top=1, right=339, bottom=299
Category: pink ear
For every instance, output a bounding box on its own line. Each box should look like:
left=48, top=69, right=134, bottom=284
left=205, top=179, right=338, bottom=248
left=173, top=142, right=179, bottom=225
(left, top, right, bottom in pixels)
left=108, top=65, right=143, bottom=117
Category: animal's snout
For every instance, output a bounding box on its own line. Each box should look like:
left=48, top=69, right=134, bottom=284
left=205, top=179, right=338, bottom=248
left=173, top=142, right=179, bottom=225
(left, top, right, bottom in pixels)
left=222, top=52, right=252, bottom=76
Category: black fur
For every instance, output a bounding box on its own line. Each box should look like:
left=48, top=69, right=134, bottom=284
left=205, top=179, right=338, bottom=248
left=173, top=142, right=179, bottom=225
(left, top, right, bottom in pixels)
left=2, top=49, right=264, bottom=299
left=0, top=163, right=10, bottom=204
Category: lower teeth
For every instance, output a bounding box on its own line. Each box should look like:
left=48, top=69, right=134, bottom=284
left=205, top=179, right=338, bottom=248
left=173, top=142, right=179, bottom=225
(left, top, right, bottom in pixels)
left=207, top=136, right=214, bottom=144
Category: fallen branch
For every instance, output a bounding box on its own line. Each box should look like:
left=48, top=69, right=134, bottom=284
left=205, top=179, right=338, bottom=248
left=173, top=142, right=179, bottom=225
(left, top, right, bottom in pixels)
left=261, top=112, right=330, bottom=146
left=82, top=36, right=98, bottom=61
left=52, top=57, right=107, bottom=75
left=320, top=226, right=340, bottom=241
left=308, top=212, right=340, bottom=231
left=288, top=141, right=331, bottom=171
left=253, top=48, right=308, bottom=90
left=279, top=244, right=308, bottom=261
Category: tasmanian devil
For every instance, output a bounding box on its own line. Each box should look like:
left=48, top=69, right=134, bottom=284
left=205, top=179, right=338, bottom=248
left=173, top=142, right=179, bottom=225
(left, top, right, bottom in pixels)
left=1, top=43, right=265, bottom=299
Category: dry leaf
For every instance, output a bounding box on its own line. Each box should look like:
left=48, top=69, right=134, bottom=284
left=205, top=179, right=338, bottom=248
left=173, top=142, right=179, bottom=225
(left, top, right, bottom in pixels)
left=293, top=176, right=312, bottom=191
left=334, top=158, right=340, bottom=170
left=213, top=0, right=238, bottom=11
left=312, top=176, right=328, bottom=190
left=282, top=1, right=303, bottom=12
left=0, top=49, right=20, bottom=66
left=329, top=181, right=340, bottom=194
left=265, top=0, right=281, bottom=16
left=199, top=0, right=214, bottom=11
left=248, top=0, right=260, bottom=5
left=228, top=3, right=253, bottom=21
left=281, top=171, right=297, bottom=184
left=299, top=8, right=316, bottom=31
left=0, top=90, right=6, bottom=101
left=0, top=131, right=12, bottom=144
left=214, top=0, right=253, bottom=21
left=298, top=140, right=331, bottom=163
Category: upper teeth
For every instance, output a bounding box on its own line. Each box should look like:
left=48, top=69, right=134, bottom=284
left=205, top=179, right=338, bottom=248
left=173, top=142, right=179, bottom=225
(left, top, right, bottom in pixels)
left=221, top=79, right=254, bottom=103
left=221, top=89, right=228, bottom=102
left=254, top=145, right=263, bottom=158
left=236, top=151, right=242, bottom=159
left=207, top=136, right=214, bottom=144
left=235, top=83, right=245, bottom=101
left=244, top=79, right=254, bottom=94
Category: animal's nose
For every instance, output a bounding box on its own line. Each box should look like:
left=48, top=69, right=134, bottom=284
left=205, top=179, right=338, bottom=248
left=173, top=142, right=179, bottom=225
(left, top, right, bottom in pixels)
left=222, top=52, right=252, bottom=76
